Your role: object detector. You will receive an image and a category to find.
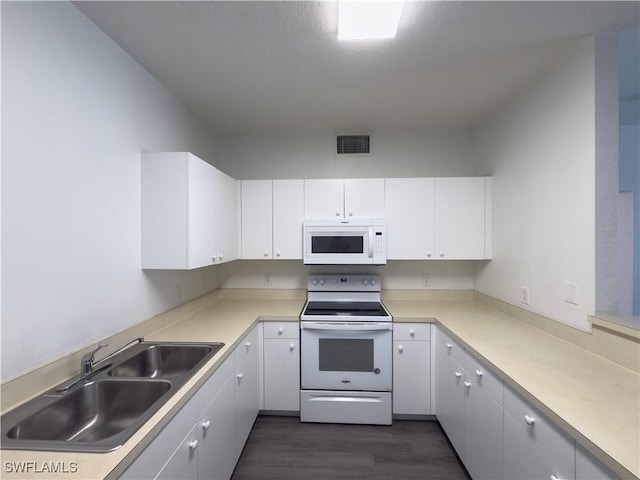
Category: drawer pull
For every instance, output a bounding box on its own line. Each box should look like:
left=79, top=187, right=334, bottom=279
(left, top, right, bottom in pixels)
left=278, top=327, right=284, bottom=335
left=446, top=343, right=453, bottom=350
left=454, top=371, right=462, bottom=379
left=236, top=373, right=244, bottom=380
left=409, top=329, right=415, bottom=337
left=188, top=439, right=198, bottom=451
left=464, top=381, right=472, bottom=389
left=524, top=414, right=535, bottom=426
left=398, top=345, right=404, bottom=353
left=475, top=369, right=483, bottom=377
left=245, top=341, right=251, bottom=348
left=289, top=343, right=295, bottom=351
left=550, top=476, right=561, bottom=480
left=201, top=420, right=211, bottom=431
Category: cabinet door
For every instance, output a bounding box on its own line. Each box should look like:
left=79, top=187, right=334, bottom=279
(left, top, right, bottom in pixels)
left=273, top=179, right=304, bottom=259
left=393, top=339, right=430, bottom=415
left=463, top=373, right=503, bottom=479
left=213, top=169, right=239, bottom=264
left=304, top=179, right=344, bottom=218
left=263, top=338, right=300, bottom=411
left=576, top=444, right=620, bottom=480
left=434, top=177, right=487, bottom=259
left=197, top=374, right=236, bottom=480
left=187, top=154, right=217, bottom=269
left=435, top=347, right=465, bottom=459
left=241, top=180, right=273, bottom=259
left=344, top=178, right=385, bottom=218
left=385, top=178, right=435, bottom=259
left=155, top=423, right=199, bottom=480
left=234, top=328, right=260, bottom=458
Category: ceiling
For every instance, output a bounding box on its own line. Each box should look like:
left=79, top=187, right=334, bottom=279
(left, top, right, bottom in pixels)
left=75, top=1, right=640, bottom=134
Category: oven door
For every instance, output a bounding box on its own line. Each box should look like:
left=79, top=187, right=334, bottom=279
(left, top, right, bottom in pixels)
left=300, top=321, right=392, bottom=391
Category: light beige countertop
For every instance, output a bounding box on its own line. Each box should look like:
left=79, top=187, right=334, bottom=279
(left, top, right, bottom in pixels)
left=2, top=291, right=638, bottom=479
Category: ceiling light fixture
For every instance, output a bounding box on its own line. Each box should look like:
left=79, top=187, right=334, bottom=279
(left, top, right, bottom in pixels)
left=337, top=1, right=405, bottom=41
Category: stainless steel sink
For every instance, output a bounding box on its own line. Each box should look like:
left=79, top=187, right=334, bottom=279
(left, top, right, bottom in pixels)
left=1, top=341, right=224, bottom=452
left=109, top=344, right=219, bottom=378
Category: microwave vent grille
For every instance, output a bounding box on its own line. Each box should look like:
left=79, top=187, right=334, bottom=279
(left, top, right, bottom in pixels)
left=336, top=135, right=371, bottom=155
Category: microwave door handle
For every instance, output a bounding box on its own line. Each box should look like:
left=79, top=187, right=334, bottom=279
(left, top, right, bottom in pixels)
left=301, top=323, right=391, bottom=331
left=368, top=227, right=374, bottom=258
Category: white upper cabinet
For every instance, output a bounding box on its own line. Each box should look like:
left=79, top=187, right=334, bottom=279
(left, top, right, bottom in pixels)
left=142, top=152, right=218, bottom=270
left=385, top=178, right=435, bottom=259
left=304, top=178, right=384, bottom=219
left=213, top=169, right=239, bottom=264
left=240, top=180, right=273, bottom=259
left=273, top=179, right=304, bottom=259
left=434, top=177, right=491, bottom=260
left=240, top=179, right=304, bottom=260
left=386, top=177, right=491, bottom=260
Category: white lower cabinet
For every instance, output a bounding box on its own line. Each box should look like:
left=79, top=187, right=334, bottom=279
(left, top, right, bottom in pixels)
left=234, top=326, right=260, bottom=459
left=263, top=322, right=300, bottom=411
left=120, top=326, right=259, bottom=480
left=393, top=323, right=431, bottom=415
left=503, top=384, right=575, bottom=480
left=155, top=423, right=199, bottom=480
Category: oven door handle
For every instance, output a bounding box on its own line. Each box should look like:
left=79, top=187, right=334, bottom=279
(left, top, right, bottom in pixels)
left=301, top=322, right=392, bottom=331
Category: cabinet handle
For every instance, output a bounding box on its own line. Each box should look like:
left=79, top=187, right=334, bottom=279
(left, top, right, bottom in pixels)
left=446, top=343, right=453, bottom=350
left=245, top=341, right=251, bottom=348
left=289, top=343, right=295, bottom=351
left=201, top=420, right=211, bottom=431
left=188, top=439, right=198, bottom=451
left=524, top=414, right=535, bottom=426
left=426, top=252, right=432, bottom=258
left=236, top=372, right=244, bottom=380
left=439, top=251, right=445, bottom=258
left=398, top=345, right=404, bottom=353
left=475, top=369, right=483, bottom=377
left=348, top=212, right=353, bottom=217
left=278, top=327, right=284, bottom=335
left=550, top=476, right=561, bottom=480
left=464, top=381, right=472, bottom=388
left=276, top=251, right=281, bottom=257
left=409, top=329, right=415, bottom=337
left=211, top=255, right=216, bottom=263
left=263, top=251, right=269, bottom=257
left=335, top=212, right=341, bottom=217
left=219, top=254, right=224, bottom=261
left=454, top=371, right=462, bottom=378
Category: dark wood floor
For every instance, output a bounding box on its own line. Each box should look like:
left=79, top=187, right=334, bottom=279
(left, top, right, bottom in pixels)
left=231, top=416, right=470, bottom=480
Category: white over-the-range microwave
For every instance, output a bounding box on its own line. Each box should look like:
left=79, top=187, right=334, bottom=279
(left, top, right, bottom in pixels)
left=303, top=218, right=387, bottom=265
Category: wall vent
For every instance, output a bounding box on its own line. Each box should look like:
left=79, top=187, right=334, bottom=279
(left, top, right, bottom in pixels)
left=336, top=134, right=371, bottom=155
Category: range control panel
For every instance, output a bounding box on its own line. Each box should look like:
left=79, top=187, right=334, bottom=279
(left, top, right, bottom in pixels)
left=307, top=274, right=381, bottom=292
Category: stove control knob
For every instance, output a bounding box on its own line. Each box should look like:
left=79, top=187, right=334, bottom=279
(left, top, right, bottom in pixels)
left=362, top=279, right=369, bottom=286
left=312, top=279, right=318, bottom=285
left=370, top=279, right=377, bottom=286
left=319, top=279, right=325, bottom=286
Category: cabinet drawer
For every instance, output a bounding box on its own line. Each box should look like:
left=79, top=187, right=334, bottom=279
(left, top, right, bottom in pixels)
left=464, top=350, right=503, bottom=407
left=504, top=384, right=575, bottom=477
left=436, top=327, right=464, bottom=367
left=234, top=326, right=259, bottom=368
left=263, top=322, right=299, bottom=339
left=393, top=323, right=431, bottom=341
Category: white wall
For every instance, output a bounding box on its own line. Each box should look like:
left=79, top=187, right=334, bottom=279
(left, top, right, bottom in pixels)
left=473, top=37, right=597, bottom=330
left=1, top=2, right=220, bottom=381
left=216, top=129, right=477, bottom=180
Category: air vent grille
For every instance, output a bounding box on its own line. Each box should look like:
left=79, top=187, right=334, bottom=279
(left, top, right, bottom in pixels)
left=337, top=135, right=371, bottom=155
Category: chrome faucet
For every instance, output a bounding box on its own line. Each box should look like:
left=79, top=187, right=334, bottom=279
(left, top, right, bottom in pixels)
left=56, top=336, right=144, bottom=393
left=81, top=336, right=144, bottom=377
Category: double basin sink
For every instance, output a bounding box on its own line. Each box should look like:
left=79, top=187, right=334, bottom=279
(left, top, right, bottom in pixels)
left=1, top=341, right=224, bottom=452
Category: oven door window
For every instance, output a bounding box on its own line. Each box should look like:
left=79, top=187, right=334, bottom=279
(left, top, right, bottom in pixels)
left=318, top=338, right=373, bottom=372
left=311, top=236, right=364, bottom=254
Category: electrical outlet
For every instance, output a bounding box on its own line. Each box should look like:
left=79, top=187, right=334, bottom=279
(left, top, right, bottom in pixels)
left=422, top=274, right=431, bottom=286
left=565, top=282, right=578, bottom=305
left=264, top=273, right=272, bottom=285
left=520, top=286, right=530, bottom=305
